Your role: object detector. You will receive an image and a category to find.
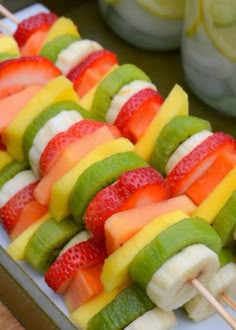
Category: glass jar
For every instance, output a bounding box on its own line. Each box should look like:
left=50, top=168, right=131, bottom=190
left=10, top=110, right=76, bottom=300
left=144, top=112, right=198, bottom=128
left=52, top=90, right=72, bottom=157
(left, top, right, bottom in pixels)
left=181, top=0, right=236, bottom=116
left=98, top=0, right=185, bottom=51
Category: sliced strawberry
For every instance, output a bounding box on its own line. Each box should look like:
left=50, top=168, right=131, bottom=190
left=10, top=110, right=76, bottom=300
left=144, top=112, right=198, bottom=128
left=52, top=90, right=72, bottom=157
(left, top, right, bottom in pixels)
left=0, top=180, right=39, bottom=234
left=165, top=132, right=236, bottom=197
left=0, top=55, right=61, bottom=100
left=84, top=167, right=169, bottom=239
left=14, top=12, right=58, bottom=47
left=67, top=49, right=118, bottom=98
left=40, top=119, right=121, bottom=175
left=45, top=236, right=107, bottom=294
left=114, top=88, right=163, bottom=142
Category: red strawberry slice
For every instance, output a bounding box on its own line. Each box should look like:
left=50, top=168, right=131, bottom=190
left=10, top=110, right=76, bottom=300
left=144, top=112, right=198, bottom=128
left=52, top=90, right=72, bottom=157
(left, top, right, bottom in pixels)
left=40, top=119, right=121, bottom=175
left=114, top=88, right=163, bottom=142
left=0, top=55, right=61, bottom=100
left=0, top=180, right=39, bottom=234
left=45, top=236, right=107, bottom=294
left=84, top=167, right=169, bottom=239
left=67, top=49, right=118, bottom=98
left=165, top=132, right=236, bottom=197
left=14, top=12, right=58, bottom=47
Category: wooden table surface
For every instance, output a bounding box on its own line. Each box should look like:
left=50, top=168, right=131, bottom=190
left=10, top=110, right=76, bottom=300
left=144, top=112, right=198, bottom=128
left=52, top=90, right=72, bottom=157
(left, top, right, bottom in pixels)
left=0, top=301, right=25, bottom=330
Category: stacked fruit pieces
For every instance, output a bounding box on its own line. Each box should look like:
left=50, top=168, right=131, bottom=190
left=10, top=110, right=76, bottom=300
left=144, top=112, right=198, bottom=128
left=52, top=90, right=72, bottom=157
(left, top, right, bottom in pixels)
left=1, top=9, right=236, bottom=330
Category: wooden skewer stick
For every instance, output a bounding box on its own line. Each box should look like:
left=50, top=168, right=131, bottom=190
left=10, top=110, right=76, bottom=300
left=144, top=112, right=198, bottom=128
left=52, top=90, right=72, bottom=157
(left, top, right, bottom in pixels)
left=0, top=4, right=19, bottom=24
left=192, top=279, right=236, bottom=330
left=222, top=294, right=236, bottom=312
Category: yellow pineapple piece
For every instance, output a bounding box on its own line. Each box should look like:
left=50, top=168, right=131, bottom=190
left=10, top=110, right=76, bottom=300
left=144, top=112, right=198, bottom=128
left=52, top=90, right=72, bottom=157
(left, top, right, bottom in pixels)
left=0, top=151, right=12, bottom=170
left=135, top=84, right=188, bottom=161
left=50, top=137, right=134, bottom=221
left=43, top=17, right=80, bottom=45
left=101, top=210, right=188, bottom=292
left=0, top=35, right=19, bottom=55
left=6, top=212, right=51, bottom=260
left=193, top=166, right=236, bottom=223
left=5, top=76, right=79, bottom=161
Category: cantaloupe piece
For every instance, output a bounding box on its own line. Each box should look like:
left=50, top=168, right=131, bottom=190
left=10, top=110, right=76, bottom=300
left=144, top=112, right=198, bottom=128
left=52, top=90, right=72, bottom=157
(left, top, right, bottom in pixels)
left=105, top=195, right=196, bottom=254
left=0, top=85, right=42, bottom=136
left=135, top=84, right=188, bottom=161
left=0, top=150, right=12, bottom=170
left=43, top=17, right=79, bottom=45
left=65, top=263, right=104, bottom=313
left=50, top=137, right=134, bottom=221
left=10, top=200, right=48, bottom=240
left=70, top=282, right=130, bottom=329
left=20, top=30, right=48, bottom=56
left=6, top=212, right=51, bottom=260
left=192, top=166, right=236, bottom=223
left=5, top=76, right=79, bottom=161
left=34, top=126, right=116, bottom=205
left=101, top=210, right=188, bottom=292
left=0, top=35, right=20, bottom=55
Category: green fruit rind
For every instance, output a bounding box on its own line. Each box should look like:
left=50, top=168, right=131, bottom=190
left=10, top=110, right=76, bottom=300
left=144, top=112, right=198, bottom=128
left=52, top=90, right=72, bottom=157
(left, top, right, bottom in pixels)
left=25, top=216, right=80, bottom=273
left=0, top=160, right=29, bottom=189
left=69, top=151, right=148, bottom=225
left=87, top=284, right=154, bottom=330
left=90, top=64, right=151, bottom=121
left=129, top=217, right=221, bottom=289
left=212, top=191, right=236, bottom=247
left=40, top=34, right=80, bottom=63
left=23, top=101, right=90, bottom=159
left=150, top=115, right=212, bottom=175
left=218, top=248, right=234, bottom=267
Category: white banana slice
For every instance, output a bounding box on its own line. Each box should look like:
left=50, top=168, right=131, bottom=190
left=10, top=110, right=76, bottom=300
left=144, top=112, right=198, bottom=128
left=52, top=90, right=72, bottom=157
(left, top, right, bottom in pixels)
left=0, top=170, right=38, bottom=208
left=56, top=39, right=103, bottom=75
left=105, top=80, right=157, bottom=124
left=59, top=230, right=91, bottom=257
left=146, top=244, right=220, bottom=311
left=185, top=262, right=236, bottom=321
left=124, top=307, right=176, bottom=330
left=29, top=110, right=83, bottom=176
left=166, top=130, right=212, bottom=174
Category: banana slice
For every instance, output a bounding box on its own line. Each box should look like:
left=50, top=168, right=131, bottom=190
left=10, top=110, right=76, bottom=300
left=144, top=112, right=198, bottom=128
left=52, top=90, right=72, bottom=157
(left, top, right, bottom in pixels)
left=185, top=262, right=236, bottom=321
left=146, top=244, right=220, bottom=311
left=58, top=230, right=91, bottom=256
left=124, top=307, right=176, bottom=330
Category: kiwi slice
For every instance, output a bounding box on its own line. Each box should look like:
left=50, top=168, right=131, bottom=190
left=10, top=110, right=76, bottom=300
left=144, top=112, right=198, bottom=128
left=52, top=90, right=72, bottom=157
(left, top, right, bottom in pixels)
left=25, top=216, right=80, bottom=273
left=212, top=191, right=236, bottom=247
left=0, top=160, right=29, bottom=189
left=150, top=115, right=212, bottom=175
left=129, top=217, right=221, bottom=290
left=23, top=100, right=91, bottom=159
left=40, top=34, right=80, bottom=63
left=87, top=284, right=154, bottom=330
left=218, top=248, right=234, bottom=267
left=69, top=151, right=148, bottom=225
left=90, top=64, right=151, bottom=121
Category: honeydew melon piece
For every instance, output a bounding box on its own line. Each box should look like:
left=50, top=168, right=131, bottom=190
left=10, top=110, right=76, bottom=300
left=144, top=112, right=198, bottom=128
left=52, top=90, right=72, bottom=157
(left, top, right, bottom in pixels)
left=49, top=137, right=134, bottom=221
left=135, top=84, right=188, bottom=161
left=101, top=209, right=188, bottom=292
left=5, top=76, right=79, bottom=161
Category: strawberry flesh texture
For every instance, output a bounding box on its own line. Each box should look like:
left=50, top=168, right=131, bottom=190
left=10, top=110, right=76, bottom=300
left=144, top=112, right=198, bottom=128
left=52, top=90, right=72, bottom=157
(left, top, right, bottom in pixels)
left=165, top=132, right=236, bottom=197
left=84, top=167, right=169, bottom=239
left=0, top=55, right=61, bottom=100
left=14, top=12, right=58, bottom=47
left=45, top=236, right=107, bottom=294
left=0, top=180, right=39, bottom=234
left=67, top=49, right=118, bottom=98
left=39, top=119, right=121, bottom=175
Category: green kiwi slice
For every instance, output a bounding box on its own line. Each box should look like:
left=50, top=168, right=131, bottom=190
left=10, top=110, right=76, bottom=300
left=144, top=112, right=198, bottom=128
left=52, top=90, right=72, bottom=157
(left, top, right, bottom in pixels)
left=129, top=217, right=221, bottom=289
left=150, top=115, right=212, bottom=175
left=87, top=284, right=154, bottom=330
left=40, top=34, right=80, bottom=63
left=23, top=100, right=91, bottom=159
left=25, top=216, right=80, bottom=273
left=0, top=160, right=29, bottom=189
left=218, top=248, right=234, bottom=267
left=90, top=64, right=151, bottom=121
left=69, top=151, right=148, bottom=225
left=212, top=191, right=236, bottom=247
left=0, top=53, right=18, bottom=61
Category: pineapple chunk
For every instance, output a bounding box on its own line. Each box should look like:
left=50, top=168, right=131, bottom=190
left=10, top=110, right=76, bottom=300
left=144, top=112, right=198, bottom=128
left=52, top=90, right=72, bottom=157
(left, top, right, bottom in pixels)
left=0, top=35, right=19, bottom=55
left=0, top=151, right=12, bottom=170
left=135, top=84, right=188, bottom=161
